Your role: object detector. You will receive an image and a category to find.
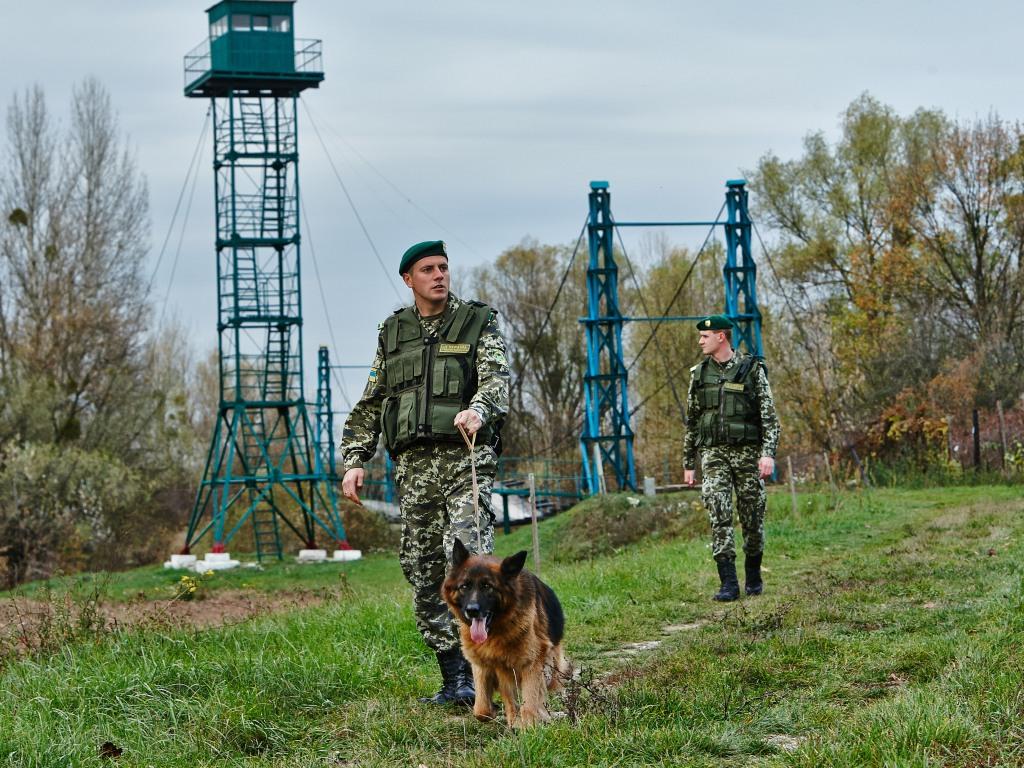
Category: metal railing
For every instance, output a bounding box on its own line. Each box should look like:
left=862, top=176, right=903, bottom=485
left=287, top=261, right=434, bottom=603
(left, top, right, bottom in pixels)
left=184, top=38, right=323, bottom=88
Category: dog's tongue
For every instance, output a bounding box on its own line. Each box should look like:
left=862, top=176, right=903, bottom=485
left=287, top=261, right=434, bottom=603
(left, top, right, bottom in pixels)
left=470, top=617, right=488, bottom=644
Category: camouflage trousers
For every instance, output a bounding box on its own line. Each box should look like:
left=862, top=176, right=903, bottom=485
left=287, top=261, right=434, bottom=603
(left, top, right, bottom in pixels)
left=699, top=444, right=766, bottom=562
left=394, top=441, right=496, bottom=653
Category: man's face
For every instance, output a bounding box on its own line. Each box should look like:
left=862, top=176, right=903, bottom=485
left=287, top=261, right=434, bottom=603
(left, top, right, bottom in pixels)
left=402, top=255, right=450, bottom=306
left=698, top=330, right=726, bottom=356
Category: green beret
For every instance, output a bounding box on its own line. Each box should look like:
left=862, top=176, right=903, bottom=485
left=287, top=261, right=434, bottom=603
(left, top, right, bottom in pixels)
left=399, top=240, right=447, bottom=275
left=696, top=314, right=734, bottom=331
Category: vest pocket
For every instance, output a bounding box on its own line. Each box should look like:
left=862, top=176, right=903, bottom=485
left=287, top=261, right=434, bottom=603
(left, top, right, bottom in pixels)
left=430, top=402, right=461, bottom=436
left=446, top=357, right=461, bottom=397
left=432, top=358, right=447, bottom=396
left=701, top=387, right=720, bottom=409
left=398, top=390, right=417, bottom=438
left=725, top=422, right=758, bottom=444
left=381, top=395, right=399, bottom=449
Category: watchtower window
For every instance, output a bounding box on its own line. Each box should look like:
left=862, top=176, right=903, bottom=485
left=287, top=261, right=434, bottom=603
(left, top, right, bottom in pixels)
left=210, top=16, right=228, bottom=38
left=231, top=14, right=251, bottom=31
left=252, top=15, right=269, bottom=32
left=271, top=15, right=290, bottom=33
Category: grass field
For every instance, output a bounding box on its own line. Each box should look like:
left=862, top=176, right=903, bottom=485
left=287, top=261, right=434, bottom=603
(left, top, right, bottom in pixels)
left=1, top=486, right=1022, bottom=767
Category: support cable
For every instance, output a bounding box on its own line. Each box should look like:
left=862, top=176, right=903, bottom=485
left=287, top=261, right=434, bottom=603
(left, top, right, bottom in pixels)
left=751, top=221, right=817, bottom=354
left=301, top=100, right=482, bottom=259
left=611, top=224, right=687, bottom=421
left=157, top=119, right=208, bottom=327
left=508, top=218, right=588, bottom=403
left=148, top=106, right=211, bottom=297
left=300, top=195, right=355, bottom=411
left=300, top=99, right=404, bottom=303
left=625, top=201, right=726, bottom=373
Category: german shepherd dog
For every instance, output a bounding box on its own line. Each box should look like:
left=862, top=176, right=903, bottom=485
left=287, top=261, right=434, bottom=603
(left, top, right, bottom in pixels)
left=442, top=538, right=570, bottom=727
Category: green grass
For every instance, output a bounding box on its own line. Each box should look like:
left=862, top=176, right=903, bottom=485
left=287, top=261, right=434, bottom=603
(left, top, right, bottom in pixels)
left=2, top=486, right=1022, bottom=766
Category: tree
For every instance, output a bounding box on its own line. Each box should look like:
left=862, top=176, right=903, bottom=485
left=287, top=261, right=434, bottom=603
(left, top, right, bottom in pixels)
left=0, top=81, right=211, bottom=584
left=0, top=79, right=149, bottom=449
left=749, top=94, right=945, bottom=451
left=750, top=94, right=1024, bottom=463
left=907, top=114, right=1024, bottom=403
left=472, top=239, right=587, bottom=459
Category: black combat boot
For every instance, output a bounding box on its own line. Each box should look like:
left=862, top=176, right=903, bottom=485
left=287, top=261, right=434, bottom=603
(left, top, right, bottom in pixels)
left=744, top=553, right=763, bottom=596
left=713, top=558, right=740, bottom=602
left=419, top=648, right=476, bottom=706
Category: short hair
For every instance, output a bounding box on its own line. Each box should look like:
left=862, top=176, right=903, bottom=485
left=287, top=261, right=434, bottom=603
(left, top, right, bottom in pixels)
left=721, top=329, right=732, bottom=343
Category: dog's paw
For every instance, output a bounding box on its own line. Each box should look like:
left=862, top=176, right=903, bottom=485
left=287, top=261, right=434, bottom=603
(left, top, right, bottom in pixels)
left=473, top=707, right=497, bottom=723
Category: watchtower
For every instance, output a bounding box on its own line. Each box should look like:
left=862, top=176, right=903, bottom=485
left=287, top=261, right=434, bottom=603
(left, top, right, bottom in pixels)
left=181, top=0, right=351, bottom=560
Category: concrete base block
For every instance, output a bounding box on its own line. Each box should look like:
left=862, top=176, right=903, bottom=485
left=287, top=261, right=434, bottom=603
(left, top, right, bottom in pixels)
left=297, top=548, right=328, bottom=563
left=195, top=553, right=240, bottom=571
left=332, top=549, right=362, bottom=562
left=164, top=554, right=198, bottom=570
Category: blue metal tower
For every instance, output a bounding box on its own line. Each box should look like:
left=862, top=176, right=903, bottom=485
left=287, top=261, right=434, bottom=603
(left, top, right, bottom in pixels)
left=579, top=179, right=763, bottom=495
left=181, top=0, right=348, bottom=558
left=722, top=180, right=764, bottom=357
left=580, top=181, right=637, bottom=494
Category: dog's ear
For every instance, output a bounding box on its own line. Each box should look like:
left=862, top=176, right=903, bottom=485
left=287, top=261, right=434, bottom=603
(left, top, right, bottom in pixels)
left=500, top=550, right=528, bottom=579
left=452, top=537, right=471, bottom=568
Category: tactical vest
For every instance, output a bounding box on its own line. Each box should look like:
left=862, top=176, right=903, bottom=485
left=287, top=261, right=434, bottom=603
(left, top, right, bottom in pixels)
left=692, top=353, right=763, bottom=448
left=379, top=300, right=494, bottom=454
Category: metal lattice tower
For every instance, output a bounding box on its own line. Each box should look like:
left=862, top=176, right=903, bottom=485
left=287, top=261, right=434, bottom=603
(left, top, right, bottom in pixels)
left=580, top=181, right=637, bottom=495
left=579, top=179, right=763, bottom=495
left=182, top=0, right=347, bottom=558
left=723, top=180, right=764, bottom=357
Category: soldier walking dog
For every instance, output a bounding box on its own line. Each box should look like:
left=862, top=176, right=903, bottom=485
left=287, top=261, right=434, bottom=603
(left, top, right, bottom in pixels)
left=341, top=240, right=510, bottom=705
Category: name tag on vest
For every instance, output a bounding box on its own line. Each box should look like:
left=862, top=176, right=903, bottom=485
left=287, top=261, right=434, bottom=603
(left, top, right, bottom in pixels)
left=438, top=343, right=471, bottom=355
left=723, top=382, right=745, bottom=392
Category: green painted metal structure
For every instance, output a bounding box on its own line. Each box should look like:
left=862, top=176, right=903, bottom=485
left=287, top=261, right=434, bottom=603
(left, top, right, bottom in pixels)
left=182, top=0, right=349, bottom=558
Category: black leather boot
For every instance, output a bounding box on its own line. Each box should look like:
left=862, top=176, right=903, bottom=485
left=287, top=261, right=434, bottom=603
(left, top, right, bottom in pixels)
left=744, top=553, right=763, bottom=596
left=419, top=648, right=476, bottom=706
left=713, top=558, right=740, bottom=602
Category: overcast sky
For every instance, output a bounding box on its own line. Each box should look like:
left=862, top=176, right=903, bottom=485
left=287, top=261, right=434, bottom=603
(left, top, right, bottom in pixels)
left=0, top=1, right=1020, bottom=410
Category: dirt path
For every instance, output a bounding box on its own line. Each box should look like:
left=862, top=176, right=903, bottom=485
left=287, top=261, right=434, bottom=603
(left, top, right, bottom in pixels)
left=0, top=588, right=330, bottom=647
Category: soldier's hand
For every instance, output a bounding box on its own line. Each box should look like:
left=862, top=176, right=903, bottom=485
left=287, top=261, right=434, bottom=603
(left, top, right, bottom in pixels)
left=453, top=409, right=483, bottom=437
left=758, top=457, right=775, bottom=479
left=684, top=469, right=696, bottom=487
left=342, top=468, right=365, bottom=504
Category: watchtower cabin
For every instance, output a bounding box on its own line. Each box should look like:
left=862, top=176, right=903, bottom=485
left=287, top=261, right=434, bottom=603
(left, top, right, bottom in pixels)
left=184, top=0, right=324, bottom=97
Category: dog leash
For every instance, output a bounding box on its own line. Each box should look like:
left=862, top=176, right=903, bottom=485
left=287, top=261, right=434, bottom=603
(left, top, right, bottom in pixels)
left=457, top=423, right=483, bottom=552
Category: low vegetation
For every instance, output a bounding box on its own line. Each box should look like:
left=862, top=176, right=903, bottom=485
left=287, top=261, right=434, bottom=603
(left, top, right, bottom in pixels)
left=1, top=485, right=1021, bottom=766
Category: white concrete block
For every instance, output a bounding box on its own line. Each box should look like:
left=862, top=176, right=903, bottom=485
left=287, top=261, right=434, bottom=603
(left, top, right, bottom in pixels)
left=204, top=552, right=233, bottom=563
left=297, top=548, right=328, bottom=563
left=164, top=554, right=198, bottom=569
left=195, top=557, right=240, bottom=572
left=332, top=549, right=362, bottom=562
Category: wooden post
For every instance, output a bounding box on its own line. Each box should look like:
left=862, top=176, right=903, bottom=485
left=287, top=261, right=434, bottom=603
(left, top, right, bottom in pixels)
left=972, top=409, right=981, bottom=470
left=787, top=456, right=798, bottom=518
left=997, top=401, right=1008, bottom=469
left=823, top=450, right=837, bottom=505
left=945, top=415, right=954, bottom=463
left=528, top=473, right=541, bottom=576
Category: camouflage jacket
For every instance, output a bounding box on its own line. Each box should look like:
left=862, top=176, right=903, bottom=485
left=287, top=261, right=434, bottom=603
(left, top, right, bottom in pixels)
left=682, top=351, right=780, bottom=469
left=340, top=294, right=510, bottom=469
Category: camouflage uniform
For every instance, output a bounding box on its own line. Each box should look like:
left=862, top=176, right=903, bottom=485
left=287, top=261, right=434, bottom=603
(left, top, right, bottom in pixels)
left=341, top=294, right=509, bottom=652
left=683, top=352, right=780, bottom=562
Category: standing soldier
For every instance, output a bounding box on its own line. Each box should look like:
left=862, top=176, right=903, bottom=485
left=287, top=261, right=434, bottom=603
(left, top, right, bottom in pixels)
left=683, top=315, right=780, bottom=601
left=340, top=240, right=509, bottom=706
